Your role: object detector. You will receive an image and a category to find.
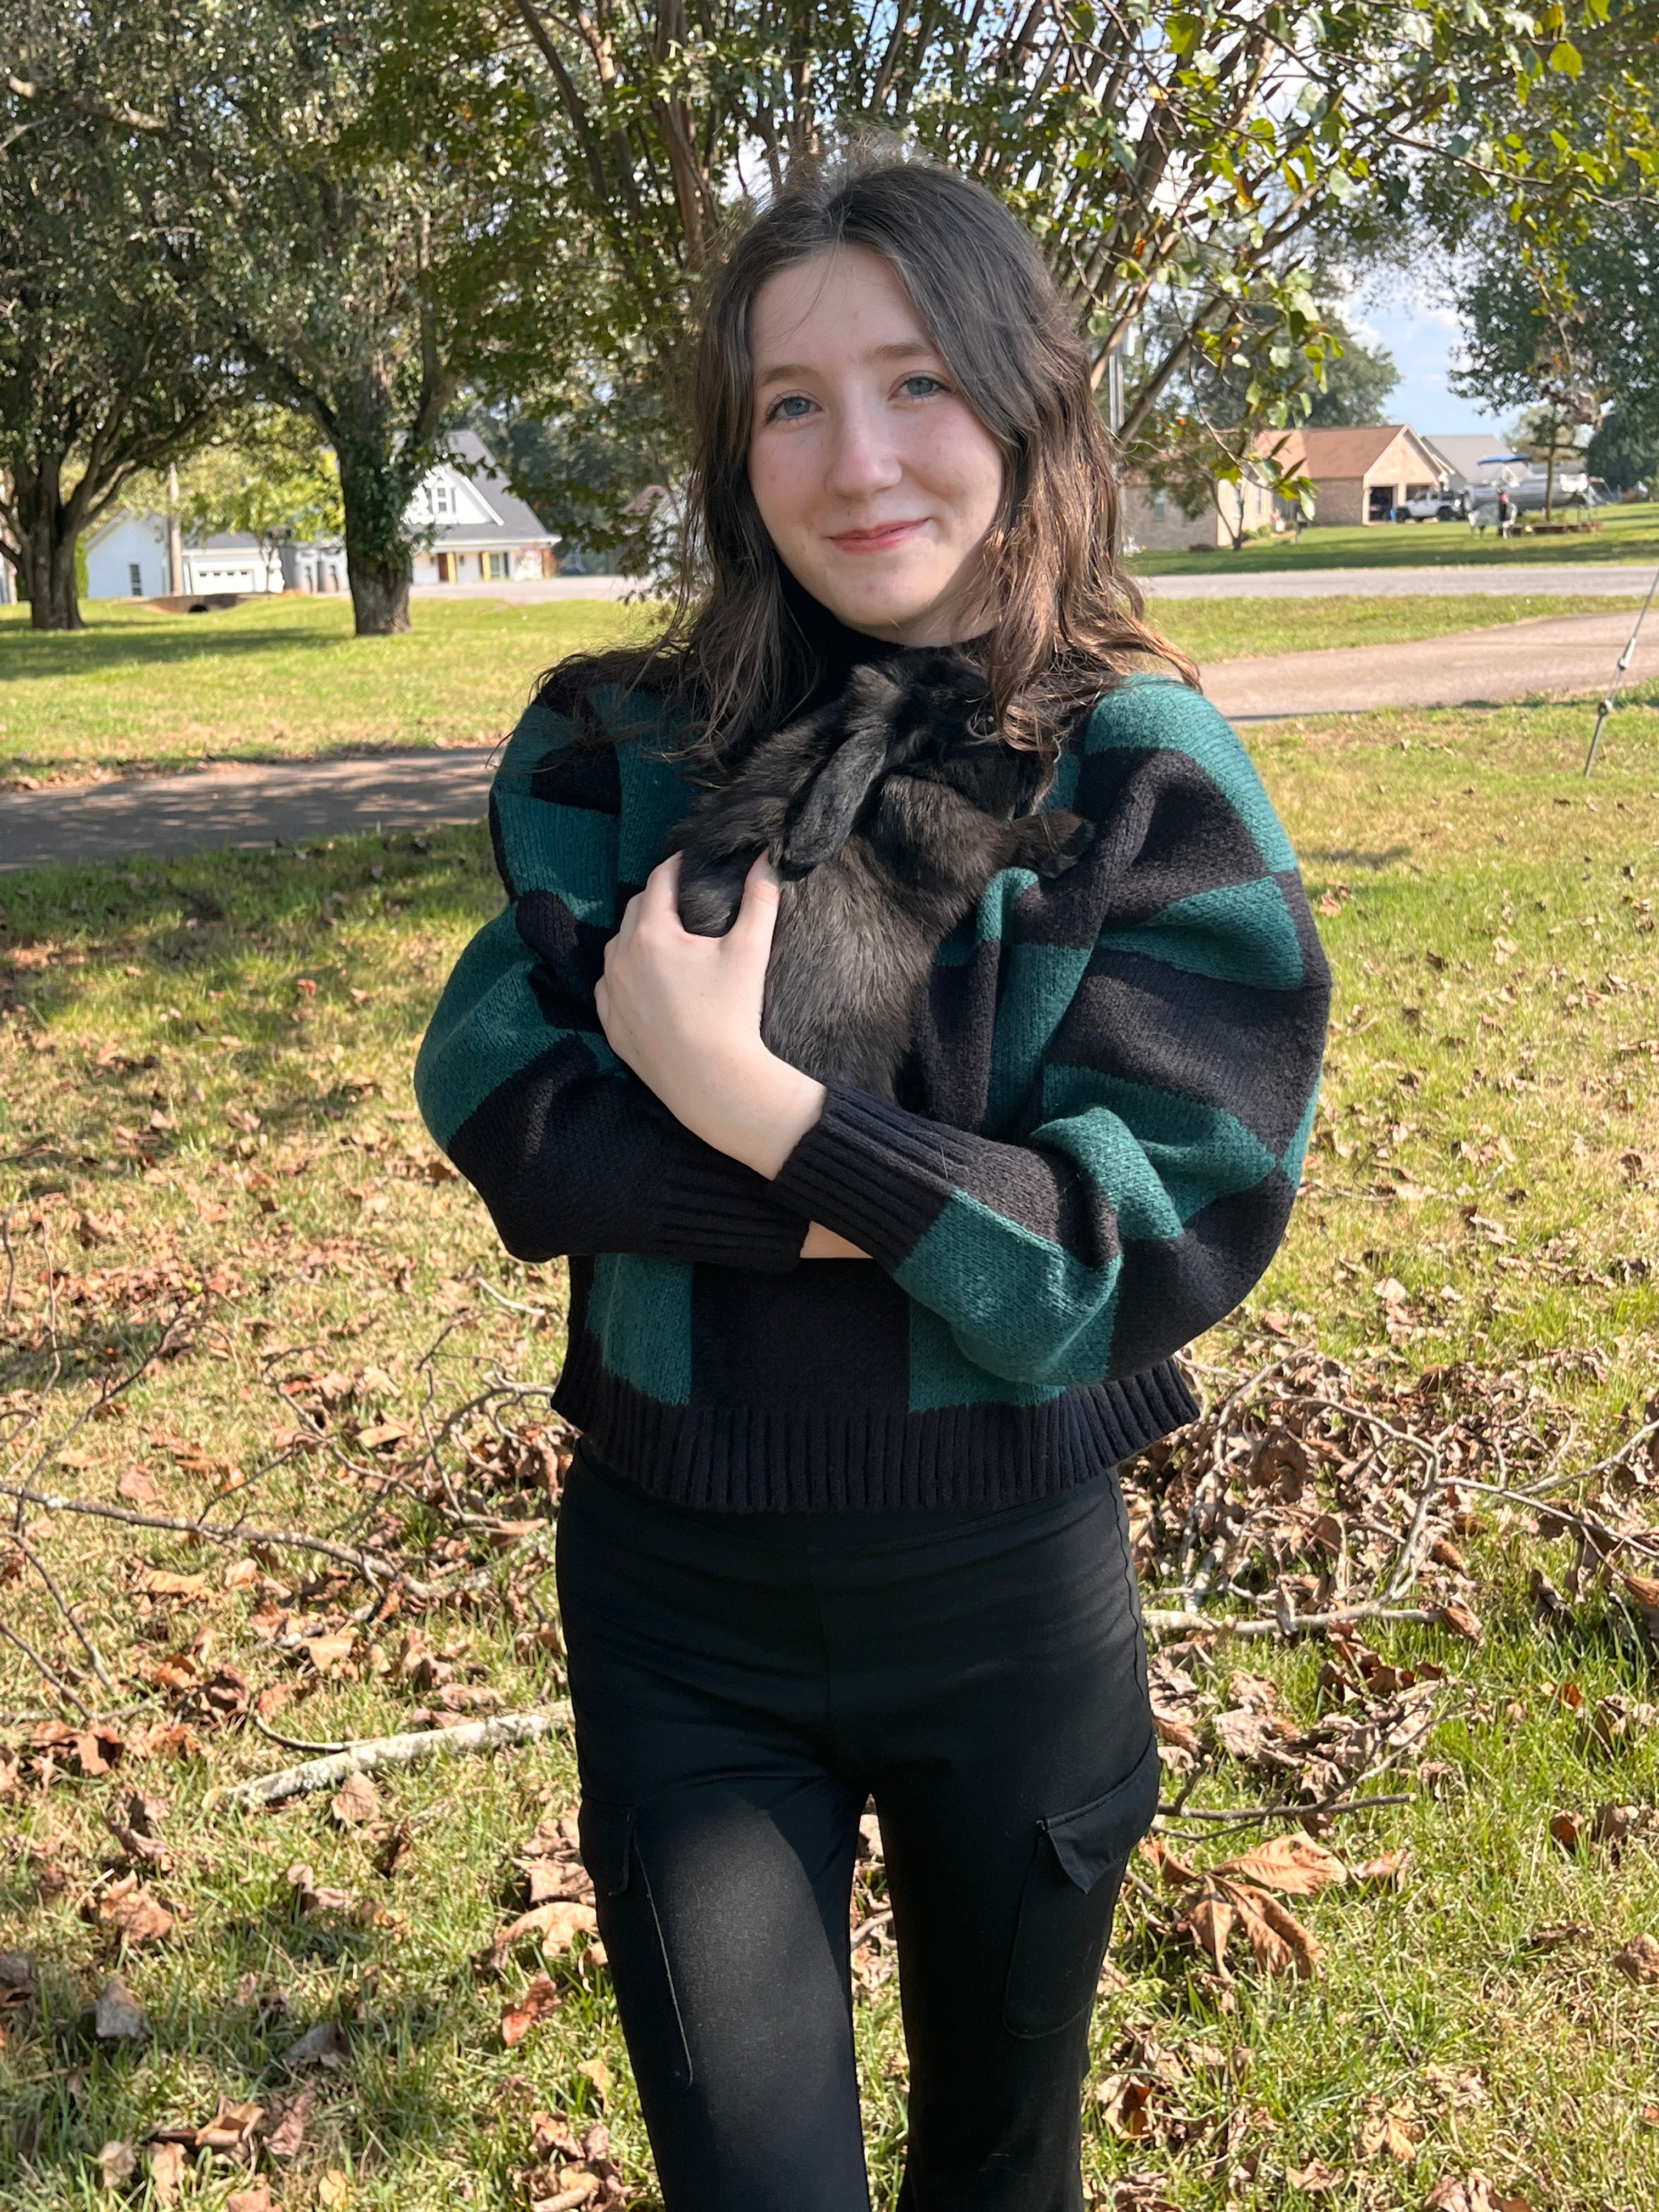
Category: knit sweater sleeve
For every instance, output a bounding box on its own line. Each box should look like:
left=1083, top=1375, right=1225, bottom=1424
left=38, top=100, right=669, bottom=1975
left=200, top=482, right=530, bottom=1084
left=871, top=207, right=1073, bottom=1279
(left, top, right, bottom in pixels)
left=769, top=678, right=1331, bottom=1385
left=414, top=691, right=808, bottom=1273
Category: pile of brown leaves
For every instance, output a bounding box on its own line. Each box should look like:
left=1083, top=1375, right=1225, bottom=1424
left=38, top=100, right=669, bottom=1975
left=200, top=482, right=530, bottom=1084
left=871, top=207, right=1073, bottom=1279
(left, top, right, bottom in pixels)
left=515, top=2111, right=626, bottom=2210
left=1150, top=1632, right=1451, bottom=1819
left=1121, top=1349, right=1658, bottom=1639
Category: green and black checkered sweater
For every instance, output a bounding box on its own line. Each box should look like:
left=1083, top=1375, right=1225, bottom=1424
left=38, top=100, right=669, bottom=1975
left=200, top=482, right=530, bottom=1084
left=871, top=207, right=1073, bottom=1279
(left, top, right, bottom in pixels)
left=415, top=637, right=1330, bottom=1513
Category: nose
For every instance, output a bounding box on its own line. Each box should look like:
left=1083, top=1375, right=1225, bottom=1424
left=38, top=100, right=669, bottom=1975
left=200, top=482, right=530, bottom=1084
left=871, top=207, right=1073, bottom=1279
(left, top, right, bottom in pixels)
left=822, top=397, right=904, bottom=503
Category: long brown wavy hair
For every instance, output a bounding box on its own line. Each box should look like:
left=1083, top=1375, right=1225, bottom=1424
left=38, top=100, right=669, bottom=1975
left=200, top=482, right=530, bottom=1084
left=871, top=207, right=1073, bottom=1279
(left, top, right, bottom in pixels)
left=544, top=153, right=1195, bottom=765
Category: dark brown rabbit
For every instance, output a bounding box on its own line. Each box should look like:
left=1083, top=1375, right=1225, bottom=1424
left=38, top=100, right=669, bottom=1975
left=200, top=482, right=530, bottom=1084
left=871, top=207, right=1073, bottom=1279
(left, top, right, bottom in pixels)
left=675, top=650, right=1093, bottom=1099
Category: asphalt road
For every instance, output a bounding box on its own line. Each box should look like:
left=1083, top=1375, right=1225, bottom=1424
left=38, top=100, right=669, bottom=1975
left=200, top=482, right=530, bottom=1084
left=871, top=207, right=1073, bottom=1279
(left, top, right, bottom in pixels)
left=1140, top=561, right=1659, bottom=600
left=1, top=606, right=1649, bottom=871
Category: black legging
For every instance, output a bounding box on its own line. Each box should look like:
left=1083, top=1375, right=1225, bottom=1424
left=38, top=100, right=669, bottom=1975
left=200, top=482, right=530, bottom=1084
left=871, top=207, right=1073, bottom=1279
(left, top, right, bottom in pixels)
left=556, top=1444, right=1159, bottom=2212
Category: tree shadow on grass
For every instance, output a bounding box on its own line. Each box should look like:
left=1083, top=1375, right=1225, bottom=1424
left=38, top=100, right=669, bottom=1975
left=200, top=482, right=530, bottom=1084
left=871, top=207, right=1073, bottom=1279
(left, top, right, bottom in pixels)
left=0, top=619, right=361, bottom=687
left=1298, top=845, right=1412, bottom=869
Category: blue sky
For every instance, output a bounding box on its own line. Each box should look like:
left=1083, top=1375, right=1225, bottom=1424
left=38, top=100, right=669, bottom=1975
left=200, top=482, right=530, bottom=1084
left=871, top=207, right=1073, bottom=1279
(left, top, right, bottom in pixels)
left=1347, top=276, right=1513, bottom=443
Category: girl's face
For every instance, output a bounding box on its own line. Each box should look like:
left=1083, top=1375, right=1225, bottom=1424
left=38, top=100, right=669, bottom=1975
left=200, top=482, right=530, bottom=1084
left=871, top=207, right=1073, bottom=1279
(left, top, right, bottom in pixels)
left=746, top=246, right=1005, bottom=646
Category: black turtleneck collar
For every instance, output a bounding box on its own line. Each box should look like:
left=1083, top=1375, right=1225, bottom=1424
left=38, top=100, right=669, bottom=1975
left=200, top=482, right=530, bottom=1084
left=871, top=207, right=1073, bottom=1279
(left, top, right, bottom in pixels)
left=777, top=566, right=907, bottom=716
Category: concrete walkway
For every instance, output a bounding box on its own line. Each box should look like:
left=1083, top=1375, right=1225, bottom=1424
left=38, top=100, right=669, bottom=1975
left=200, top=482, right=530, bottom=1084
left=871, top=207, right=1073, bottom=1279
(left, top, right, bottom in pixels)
left=0, top=747, right=500, bottom=872
left=1201, top=606, right=1646, bottom=721
left=1, top=608, right=1649, bottom=871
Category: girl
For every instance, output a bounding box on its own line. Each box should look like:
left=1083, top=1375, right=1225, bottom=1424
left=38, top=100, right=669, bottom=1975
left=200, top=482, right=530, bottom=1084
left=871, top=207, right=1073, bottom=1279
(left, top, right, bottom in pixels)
left=417, top=158, right=1329, bottom=2212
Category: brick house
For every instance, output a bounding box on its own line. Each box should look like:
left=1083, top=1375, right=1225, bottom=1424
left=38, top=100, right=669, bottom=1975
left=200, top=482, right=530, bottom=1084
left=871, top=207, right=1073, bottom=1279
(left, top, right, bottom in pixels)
left=1288, top=425, right=1448, bottom=525
left=1120, top=422, right=1449, bottom=550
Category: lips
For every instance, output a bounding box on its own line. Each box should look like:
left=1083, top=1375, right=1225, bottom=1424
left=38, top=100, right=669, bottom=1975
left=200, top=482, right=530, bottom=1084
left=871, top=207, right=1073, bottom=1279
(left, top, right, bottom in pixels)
left=828, top=519, right=928, bottom=552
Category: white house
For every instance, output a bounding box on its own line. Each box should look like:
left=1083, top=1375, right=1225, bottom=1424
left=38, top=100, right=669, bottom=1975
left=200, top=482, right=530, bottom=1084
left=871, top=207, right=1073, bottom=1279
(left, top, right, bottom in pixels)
left=408, top=430, right=559, bottom=585
left=82, top=430, right=555, bottom=600
left=83, top=511, right=331, bottom=600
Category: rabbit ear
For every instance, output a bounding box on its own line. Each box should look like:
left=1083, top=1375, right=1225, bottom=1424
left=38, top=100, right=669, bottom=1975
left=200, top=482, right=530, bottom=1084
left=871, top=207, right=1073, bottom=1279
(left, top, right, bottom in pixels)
left=781, top=721, right=893, bottom=873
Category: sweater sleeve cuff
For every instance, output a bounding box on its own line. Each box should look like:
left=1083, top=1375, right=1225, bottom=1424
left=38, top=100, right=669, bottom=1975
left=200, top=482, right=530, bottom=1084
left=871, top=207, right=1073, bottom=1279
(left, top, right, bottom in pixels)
left=770, top=1083, right=972, bottom=1271
left=652, top=1147, right=809, bottom=1274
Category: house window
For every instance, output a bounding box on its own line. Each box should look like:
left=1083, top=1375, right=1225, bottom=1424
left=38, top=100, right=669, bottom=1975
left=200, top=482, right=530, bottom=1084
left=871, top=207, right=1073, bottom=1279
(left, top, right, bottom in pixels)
left=129, top=562, right=144, bottom=595
left=488, top=551, right=507, bottom=579
left=1151, top=491, right=1167, bottom=520
left=433, top=486, right=450, bottom=514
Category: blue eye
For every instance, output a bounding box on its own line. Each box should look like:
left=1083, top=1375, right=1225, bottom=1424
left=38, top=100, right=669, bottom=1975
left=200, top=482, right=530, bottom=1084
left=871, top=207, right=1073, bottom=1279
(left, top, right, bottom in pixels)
left=768, top=393, right=816, bottom=422
left=899, top=375, right=946, bottom=399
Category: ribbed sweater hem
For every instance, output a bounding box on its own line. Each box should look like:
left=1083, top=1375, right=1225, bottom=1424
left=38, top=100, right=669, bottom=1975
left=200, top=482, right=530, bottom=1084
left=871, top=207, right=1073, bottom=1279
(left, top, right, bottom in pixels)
left=552, top=1327, right=1200, bottom=1512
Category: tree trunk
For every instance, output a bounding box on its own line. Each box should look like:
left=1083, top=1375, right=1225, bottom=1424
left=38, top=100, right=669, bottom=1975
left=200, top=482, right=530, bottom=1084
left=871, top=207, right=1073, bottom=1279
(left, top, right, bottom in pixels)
left=347, top=548, right=411, bottom=634
left=10, top=456, right=86, bottom=630
left=335, top=444, right=415, bottom=636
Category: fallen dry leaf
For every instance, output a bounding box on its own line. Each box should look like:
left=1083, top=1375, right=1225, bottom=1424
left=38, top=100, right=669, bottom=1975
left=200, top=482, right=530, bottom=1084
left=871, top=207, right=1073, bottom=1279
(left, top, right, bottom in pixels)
left=264, top=2085, right=315, bottom=2159
left=1357, top=2100, right=1423, bottom=2163
left=330, top=1773, right=382, bottom=1829
left=576, top=2056, right=613, bottom=2106
left=286, top=1864, right=357, bottom=1916
left=225, top=2187, right=273, bottom=2212
left=195, top=2098, right=264, bottom=2152
left=484, top=1900, right=602, bottom=1972
left=95, top=1876, right=174, bottom=1945
left=1612, top=1933, right=1659, bottom=1987
left=317, top=2172, right=349, bottom=2209
left=1435, top=1602, right=1483, bottom=1644
left=1424, top=2176, right=1534, bottom=2212
left=94, top=1974, right=148, bottom=2040
left=148, top=2142, right=186, bottom=2205
left=1214, top=1835, right=1348, bottom=1897
left=97, top=2140, right=138, bottom=2187
left=284, top=2019, right=348, bottom=2069
left=1284, top=2159, right=1341, bottom=2193
left=501, top=1972, right=562, bottom=2047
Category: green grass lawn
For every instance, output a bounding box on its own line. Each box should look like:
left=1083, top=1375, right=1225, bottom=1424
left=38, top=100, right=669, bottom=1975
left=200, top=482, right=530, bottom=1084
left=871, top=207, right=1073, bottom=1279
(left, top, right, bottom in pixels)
left=1, top=590, right=1644, bottom=785
left=0, top=596, right=657, bottom=785
left=1, top=678, right=1656, bottom=2210
left=1130, top=499, right=1659, bottom=576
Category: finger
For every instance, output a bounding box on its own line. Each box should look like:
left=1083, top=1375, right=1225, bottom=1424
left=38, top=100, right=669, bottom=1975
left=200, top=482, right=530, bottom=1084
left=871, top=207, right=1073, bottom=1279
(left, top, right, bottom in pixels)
left=611, top=887, right=645, bottom=953
left=637, top=851, right=685, bottom=924
left=727, top=853, right=781, bottom=958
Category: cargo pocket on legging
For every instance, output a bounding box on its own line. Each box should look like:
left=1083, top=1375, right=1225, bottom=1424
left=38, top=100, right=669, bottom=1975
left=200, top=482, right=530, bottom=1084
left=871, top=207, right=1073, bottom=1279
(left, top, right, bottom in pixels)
left=579, top=1797, right=694, bottom=2089
left=1002, top=1734, right=1160, bottom=2039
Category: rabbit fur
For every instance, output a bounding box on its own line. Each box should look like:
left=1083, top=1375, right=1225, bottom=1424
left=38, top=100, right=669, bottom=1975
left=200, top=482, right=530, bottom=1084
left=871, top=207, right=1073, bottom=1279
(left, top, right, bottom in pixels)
left=674, top=648, right=1093, bottom=1099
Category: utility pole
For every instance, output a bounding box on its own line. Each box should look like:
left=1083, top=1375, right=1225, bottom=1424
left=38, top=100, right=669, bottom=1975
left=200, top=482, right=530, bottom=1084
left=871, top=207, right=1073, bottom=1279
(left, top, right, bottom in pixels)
left=167, top=463, right=184, bottom=596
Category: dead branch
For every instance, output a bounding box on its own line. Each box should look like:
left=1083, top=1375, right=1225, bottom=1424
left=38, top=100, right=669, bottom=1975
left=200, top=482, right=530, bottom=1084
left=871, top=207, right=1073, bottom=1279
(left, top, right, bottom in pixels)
left=5, top=1292, right=207, bottom=1513
left=10, top=1529, right=119, bottom=1699
left=1142, top=1601, right=1441, bottom=1640
left=1158, top=1789, right=1413, bottom=1830
left=215, top=1706, right=573, bottom=1810
left=0, top=1480, right=414, bottom=1590
left=246, top=1708, right=353, bottom=1756
left=0, top=1616, right=94, bottom=1723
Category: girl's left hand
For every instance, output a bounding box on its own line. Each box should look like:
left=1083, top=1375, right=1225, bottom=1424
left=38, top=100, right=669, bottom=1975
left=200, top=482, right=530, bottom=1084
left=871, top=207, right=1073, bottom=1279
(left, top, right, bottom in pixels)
left=595, top=852, right=827, bottom=1180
